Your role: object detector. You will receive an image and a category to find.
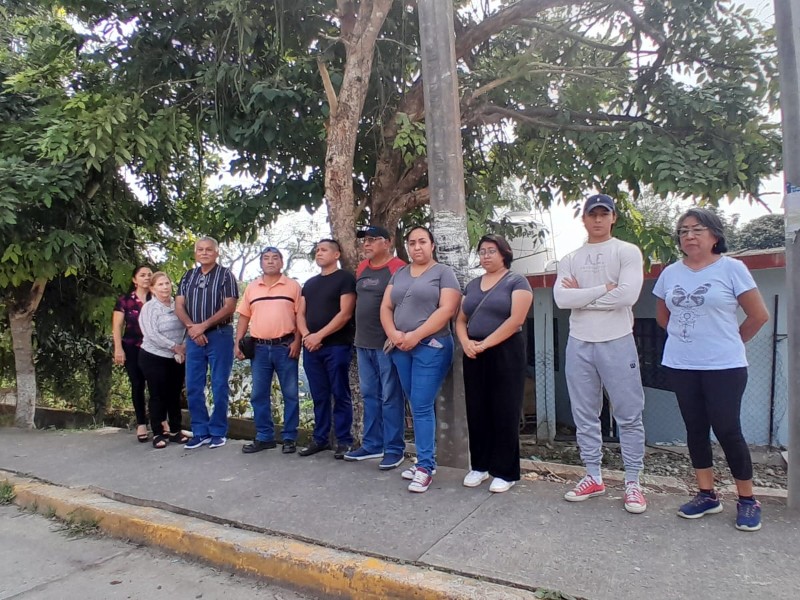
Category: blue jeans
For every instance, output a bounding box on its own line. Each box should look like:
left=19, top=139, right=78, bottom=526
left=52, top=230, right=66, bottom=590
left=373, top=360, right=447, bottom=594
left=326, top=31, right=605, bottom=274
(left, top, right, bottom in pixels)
left=185, top=326, right=234, bottom=438
left=391, top=335, right=454, bottom=470
left=250, top=343, right=300, bottom=442
left=357, top=347, right=405, bottom=455
left=303, top=344, right=354, bottom=445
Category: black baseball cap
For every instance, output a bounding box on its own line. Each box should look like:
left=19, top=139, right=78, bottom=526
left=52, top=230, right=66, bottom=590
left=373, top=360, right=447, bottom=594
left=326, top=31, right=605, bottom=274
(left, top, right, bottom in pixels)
left=356, top=225, right=391, bottom=239
left=583, top=194, right=616, bottom=214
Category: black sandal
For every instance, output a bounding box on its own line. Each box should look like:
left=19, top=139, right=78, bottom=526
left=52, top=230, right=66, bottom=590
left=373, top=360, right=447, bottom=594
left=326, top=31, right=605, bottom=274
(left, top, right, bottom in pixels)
left=137, top=427, right=149, bottom=443
left=152, top=435, right=169, bottom=449
left=168, top=431, right=189, bottom=444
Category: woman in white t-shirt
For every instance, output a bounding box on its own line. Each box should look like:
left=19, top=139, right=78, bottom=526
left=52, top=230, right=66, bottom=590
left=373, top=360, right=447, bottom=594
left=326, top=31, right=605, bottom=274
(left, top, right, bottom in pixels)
left=653, top=208, right=768, bottom=532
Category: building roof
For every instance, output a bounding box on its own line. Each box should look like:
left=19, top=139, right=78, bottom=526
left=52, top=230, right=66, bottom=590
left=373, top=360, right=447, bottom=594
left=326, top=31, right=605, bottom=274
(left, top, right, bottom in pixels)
left=526, top=248, right=786, bottom=289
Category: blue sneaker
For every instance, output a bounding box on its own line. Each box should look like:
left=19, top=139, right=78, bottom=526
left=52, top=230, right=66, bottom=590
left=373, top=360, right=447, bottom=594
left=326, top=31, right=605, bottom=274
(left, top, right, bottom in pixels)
left=344, top=447, right=383, bottom=461
left=184, top=435, right=211, bottom=449
left=379, top=453, right=405, bottom=470
left=209, top=436, right=227, bottom=449
left=735, top=498, right=762, bottom=532
left=677, top=492, right=723, bottom=519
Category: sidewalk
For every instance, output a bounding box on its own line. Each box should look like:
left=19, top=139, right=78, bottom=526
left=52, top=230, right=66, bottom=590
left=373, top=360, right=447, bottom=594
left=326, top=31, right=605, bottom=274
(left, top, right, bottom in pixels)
left=1, top=428, right=798, bottom=599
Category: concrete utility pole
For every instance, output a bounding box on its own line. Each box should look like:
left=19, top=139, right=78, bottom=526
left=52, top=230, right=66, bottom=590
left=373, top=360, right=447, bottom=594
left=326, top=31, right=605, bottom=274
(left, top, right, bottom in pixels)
left=418, top=0, right=470, bottom=469
left=774, top=0, right=800, bottom=509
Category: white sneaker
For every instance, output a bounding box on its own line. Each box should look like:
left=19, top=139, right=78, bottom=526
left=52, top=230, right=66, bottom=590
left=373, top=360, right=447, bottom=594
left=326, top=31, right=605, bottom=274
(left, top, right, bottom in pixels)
left=489, top=477, right=515, bottom=493
left=408, top=467, right=433, bottom=493
left=401, top=465, right=437, bottom=480
left=462, top=470, right=489, bottom=487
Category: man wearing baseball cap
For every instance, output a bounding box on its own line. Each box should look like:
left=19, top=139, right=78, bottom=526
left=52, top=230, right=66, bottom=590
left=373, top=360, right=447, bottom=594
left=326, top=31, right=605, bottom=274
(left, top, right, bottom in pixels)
left=344, top=225, right=407, bottom=469
left=553, top=194, right=647, bottom=514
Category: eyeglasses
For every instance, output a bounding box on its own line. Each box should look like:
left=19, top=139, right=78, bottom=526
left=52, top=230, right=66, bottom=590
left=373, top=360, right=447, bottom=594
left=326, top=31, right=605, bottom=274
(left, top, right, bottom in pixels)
left=360, top=236, right=386, bottom=244
left=478, top=248, right=498, bottom=257
left=677, top=226, right=709, bottom=238
left=197, top=274, right=208, bottom=289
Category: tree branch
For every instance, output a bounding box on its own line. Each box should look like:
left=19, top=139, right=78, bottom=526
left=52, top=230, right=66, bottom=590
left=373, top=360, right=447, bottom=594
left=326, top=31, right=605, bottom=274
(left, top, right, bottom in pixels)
left=317, top=57, right=339, bottom=117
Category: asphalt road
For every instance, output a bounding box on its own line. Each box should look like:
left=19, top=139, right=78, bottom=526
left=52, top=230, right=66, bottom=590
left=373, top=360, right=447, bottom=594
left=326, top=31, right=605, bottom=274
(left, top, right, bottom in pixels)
left=0, top=504, right=320, bottom=600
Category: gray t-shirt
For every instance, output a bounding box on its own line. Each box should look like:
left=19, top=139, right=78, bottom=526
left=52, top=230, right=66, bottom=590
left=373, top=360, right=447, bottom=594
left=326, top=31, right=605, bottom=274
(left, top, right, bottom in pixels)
left=355, top=257, right=406, bottom=349
left=462, top=271, right=532, bottom=340
left=389, top=263, right=461, bottom=338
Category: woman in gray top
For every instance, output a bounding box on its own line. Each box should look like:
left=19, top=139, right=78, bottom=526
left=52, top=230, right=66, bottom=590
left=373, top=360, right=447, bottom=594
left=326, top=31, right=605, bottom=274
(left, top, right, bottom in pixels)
left=455, top=235, right=533, bottom=492
left=380, top=226, right=461, bottom=493
left=138, top=272, right=188, bottom=449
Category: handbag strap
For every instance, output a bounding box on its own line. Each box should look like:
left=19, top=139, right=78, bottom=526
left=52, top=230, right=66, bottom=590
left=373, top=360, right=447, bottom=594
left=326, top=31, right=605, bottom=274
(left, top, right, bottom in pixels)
left=467, top=271, right=512, bottom=330
left=395, top=263, right=437, bottom=308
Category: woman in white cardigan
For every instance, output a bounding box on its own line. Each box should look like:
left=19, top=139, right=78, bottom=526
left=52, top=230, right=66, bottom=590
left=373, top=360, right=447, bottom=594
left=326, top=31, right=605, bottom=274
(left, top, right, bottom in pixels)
left=138, top=272, right=188, bottom=449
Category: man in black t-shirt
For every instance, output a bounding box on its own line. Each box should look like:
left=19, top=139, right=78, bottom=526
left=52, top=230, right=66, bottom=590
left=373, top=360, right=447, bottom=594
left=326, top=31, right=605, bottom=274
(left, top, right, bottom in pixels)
left=297, top=239, right=356, bottom=458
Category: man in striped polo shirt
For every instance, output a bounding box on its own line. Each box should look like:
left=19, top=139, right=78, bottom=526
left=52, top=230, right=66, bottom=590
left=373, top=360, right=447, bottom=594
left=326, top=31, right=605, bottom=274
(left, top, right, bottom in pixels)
left=176, top=236, right=239, bottom=449
left=235, top=246, right=303, bottom=455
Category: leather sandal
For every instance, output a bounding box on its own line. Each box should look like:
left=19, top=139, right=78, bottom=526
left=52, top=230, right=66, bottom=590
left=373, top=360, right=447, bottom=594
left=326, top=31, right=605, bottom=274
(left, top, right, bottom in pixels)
left=152, top=435, right=169, bottom=449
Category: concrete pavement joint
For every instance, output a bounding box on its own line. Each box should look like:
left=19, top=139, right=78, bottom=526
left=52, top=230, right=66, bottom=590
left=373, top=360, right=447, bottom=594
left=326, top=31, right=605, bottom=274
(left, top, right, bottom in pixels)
left=0, top=470, right=573, bottom=600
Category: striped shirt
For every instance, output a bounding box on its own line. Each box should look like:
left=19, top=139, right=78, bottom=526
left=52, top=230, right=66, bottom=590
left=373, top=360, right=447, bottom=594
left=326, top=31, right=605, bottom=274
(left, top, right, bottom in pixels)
left=237, top=275, right=301, bottom=339
left=139, top=299, right=187, bottom=358
left=177, top=264, right=238, bottom=325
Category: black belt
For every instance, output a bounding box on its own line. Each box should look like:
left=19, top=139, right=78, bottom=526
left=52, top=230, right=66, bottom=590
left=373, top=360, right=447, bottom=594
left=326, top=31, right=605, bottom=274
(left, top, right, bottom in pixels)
left=253, top=333, right=294, bottom=346
left=205, top=321, right=232, bottom=334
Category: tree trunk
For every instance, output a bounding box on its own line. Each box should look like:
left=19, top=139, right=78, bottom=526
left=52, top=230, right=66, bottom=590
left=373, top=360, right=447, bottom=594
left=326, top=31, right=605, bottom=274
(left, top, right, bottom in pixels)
left=8, top=280, right=47, bottom=429
left=92, top=347, right=113, bottom=421
left=324, top=0, right=394, bottom=271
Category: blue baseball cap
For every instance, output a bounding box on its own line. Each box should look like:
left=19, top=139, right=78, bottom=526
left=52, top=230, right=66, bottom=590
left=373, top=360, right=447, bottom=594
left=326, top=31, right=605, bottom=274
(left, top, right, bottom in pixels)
left=583, top=194, right=616, bottom=214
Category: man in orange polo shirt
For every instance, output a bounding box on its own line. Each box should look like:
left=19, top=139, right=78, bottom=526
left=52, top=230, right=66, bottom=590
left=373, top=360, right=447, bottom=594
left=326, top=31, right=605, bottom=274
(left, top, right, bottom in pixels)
left=235, top=246, right=303, bottom=454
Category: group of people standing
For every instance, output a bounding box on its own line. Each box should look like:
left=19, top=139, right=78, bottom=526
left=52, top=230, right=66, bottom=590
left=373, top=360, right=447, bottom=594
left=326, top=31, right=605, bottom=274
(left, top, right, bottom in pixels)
left=113, top=192, right=769, bottom=531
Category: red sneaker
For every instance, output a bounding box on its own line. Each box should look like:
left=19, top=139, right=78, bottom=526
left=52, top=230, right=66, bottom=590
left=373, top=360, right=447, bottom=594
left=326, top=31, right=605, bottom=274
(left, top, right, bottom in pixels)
left=564, top=475, right=606, bottom=502
left=624, top=481, right=647, bottom=514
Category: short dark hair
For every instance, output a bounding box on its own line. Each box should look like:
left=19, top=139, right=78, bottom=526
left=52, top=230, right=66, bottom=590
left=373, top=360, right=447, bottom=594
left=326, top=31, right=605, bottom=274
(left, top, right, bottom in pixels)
left=676, top=207, right=728, bottom=254
left=405, top=225, right=435, bottom=244
left=316, top=238, right=342, bottom=253
left=478, top=234, right=513, bottom=268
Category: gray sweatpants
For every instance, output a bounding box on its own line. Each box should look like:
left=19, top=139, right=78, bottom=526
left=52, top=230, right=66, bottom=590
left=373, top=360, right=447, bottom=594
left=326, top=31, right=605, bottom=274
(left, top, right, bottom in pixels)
left=565, top=334, right=645, bottom=481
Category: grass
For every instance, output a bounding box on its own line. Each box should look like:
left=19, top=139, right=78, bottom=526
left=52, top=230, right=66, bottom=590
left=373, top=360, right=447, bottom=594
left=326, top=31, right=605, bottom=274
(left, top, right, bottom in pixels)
left=55, top=513, right=101, bottom=538
left=0, top=480, right=14, bottom=505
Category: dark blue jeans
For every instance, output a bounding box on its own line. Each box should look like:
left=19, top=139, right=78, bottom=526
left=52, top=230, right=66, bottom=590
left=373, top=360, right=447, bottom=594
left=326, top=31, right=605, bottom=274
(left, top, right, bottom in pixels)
left=185, top=326, right=234, bottom=438
left=250, top=343, right=300, bottom=442
left=391, top=335, right=454, bottom=471
left=303, top=344, right=354, bottom=446
left=357, top=347, right=405, bottom=456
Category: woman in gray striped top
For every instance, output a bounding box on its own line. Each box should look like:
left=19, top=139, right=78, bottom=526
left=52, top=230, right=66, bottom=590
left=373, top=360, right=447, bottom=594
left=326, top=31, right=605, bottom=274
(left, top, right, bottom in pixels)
left=138, top=272, right=188, bottom=449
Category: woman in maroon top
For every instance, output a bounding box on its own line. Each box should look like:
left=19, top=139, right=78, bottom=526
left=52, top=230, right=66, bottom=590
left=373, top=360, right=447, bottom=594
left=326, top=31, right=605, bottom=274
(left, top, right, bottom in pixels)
left=113, top=265, right=153, bottom=442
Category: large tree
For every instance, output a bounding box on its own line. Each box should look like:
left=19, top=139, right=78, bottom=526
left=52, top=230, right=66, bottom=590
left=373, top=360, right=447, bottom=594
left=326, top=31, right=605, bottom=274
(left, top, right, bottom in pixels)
left=0, top=4, right=193, bottom=426
left=70, top=0, right=781, bottom=269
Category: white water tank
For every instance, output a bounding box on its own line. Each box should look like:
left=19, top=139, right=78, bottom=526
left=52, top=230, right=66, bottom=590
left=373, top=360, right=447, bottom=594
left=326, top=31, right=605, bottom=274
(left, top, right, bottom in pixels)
left=501, top=211, right=555, bottom=276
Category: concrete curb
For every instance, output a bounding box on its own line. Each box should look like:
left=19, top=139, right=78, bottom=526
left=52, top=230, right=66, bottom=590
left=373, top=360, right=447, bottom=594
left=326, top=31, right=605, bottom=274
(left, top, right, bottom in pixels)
left=0, top=471, right=555, bottom=600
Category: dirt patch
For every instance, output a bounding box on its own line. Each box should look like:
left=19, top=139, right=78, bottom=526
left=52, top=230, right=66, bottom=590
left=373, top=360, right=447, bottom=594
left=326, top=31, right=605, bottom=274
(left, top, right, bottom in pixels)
left=521, top=440, right=787, bottom=490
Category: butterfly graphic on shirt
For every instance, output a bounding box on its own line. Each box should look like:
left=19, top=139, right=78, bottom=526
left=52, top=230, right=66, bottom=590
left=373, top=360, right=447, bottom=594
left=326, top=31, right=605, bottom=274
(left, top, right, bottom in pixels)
left=670, top=283, right=712, bottom=343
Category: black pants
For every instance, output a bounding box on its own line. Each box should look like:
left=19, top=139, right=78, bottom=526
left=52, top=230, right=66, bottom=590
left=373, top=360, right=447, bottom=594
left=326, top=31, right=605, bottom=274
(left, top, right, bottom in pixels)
left=138, top=350, right=185, bottom=437
left=123, top=344, right=148, bottom=426
left=666, top=366, right=753, bottom=481
left=463, top=332, right=525, bottom=482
